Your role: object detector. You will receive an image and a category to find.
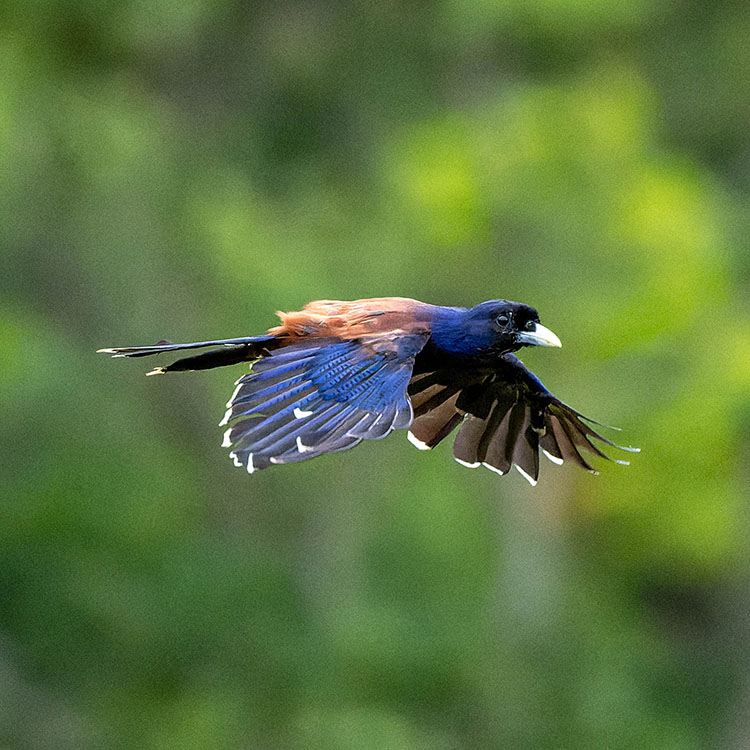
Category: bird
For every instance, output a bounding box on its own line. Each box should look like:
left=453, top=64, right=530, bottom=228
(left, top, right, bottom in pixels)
left=98, top=297, right=638, bottom=484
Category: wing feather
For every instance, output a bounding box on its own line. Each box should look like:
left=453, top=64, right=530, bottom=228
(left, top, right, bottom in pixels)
left=417, top=353, right=637, bottom=482
left=481, top=406, right=513, bottom=475
left=408, top=393, right=461, bottom=448
left=221, top=333, right=428, bottom=471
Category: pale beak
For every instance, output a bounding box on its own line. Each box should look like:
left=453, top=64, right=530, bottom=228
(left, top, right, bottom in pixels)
left=516, top=323, right=562, bottom=348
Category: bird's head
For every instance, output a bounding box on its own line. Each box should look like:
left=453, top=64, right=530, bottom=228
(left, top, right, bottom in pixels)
left=428, top=299, right=562, bottom=360
left=461, top=300, right=562, bottom=356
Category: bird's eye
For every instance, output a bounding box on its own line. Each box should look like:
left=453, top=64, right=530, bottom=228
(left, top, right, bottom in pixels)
left=523, top=320, right=536, bottom=332
left=496, top=314, right=510, bottom=327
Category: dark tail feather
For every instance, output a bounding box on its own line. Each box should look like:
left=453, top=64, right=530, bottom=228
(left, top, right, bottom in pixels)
left=147, top=345, right=270, bottom=374
left=97, top=335, right=279, bottom=374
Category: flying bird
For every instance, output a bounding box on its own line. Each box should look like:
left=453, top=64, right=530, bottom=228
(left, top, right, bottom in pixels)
left=98, top=297, right=637, bottom=484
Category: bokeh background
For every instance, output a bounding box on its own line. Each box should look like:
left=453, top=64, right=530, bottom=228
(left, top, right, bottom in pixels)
left=2, top=1, right=750, bottom=748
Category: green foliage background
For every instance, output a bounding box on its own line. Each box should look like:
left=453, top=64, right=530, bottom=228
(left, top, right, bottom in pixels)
left=2, top=1, right=749, bottom=747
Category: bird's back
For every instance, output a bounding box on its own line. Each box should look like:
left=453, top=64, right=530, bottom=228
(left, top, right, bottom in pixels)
left=268, top=297, right=436, bottom=342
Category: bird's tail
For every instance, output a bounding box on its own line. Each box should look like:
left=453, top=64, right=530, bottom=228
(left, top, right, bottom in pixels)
left=97, top=335, right=279, bottom=375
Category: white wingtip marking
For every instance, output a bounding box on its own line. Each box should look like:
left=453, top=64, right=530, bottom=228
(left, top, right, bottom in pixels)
left=542, top=449, right=564, bottom=465
left=218, top=409, right=232, bottom=427
left=407, top=431, right=430, bottom=451
left=146, top=367, right=166, bottom=376
left=225, top=383, right=244, bottom=408
left=294, top=407, right=313, bottom=419
left=229, top=451, right=243, bottom=468
left=296, top=436, right=314, bottom=453
left=514, top=464, right=538, bottom=486
left=247, top=453, right=256, bottom=474
left=221, top=428, right=233, bottom=448
left=481, top=462, right=505, bottom=475
left=454, top=458, right=480, bottom=468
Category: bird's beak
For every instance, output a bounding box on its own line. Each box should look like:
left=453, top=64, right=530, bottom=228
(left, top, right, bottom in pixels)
left=516, top=323, right=562, bottom=348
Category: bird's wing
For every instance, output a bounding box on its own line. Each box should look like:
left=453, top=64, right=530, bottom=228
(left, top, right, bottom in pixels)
left=407, top=354, right=638, bottom=485
left=221, top=331, right=430, bottom=472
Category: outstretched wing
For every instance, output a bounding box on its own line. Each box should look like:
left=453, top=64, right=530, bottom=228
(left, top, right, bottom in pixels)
left=407, top=354, right=638, bottom=485
left=221, top=332, right=429, bottom=472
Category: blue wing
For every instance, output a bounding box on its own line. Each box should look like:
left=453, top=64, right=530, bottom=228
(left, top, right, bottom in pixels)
left=220, top=333, right=429, bottom=472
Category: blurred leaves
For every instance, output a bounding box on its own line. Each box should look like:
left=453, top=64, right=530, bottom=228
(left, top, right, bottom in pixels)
left=1, top=0, right=749, bottom=748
